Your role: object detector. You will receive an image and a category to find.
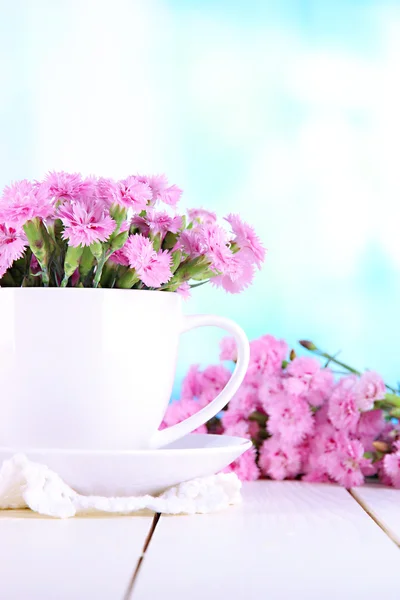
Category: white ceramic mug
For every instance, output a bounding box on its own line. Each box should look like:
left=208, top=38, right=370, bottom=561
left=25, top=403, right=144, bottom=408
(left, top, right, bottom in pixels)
left=0, top=289, right=249, bottom=450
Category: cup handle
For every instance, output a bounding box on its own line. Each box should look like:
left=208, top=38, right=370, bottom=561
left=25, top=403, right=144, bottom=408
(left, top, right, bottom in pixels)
left=149, top=314, right=250, bottom=449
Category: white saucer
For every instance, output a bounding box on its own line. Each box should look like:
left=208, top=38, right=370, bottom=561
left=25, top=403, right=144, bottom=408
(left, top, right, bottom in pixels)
left=0, top=434, right=251, bottom=497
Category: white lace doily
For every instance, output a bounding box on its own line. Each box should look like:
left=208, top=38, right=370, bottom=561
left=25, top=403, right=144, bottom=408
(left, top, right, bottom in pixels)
left=0, top=454, right=242, bottom=518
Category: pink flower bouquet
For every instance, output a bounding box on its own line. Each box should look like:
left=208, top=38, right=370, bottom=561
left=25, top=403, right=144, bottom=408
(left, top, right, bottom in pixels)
left=163, top=337, right=400, bottom=487
left=0, top=173, right=265, bottom=293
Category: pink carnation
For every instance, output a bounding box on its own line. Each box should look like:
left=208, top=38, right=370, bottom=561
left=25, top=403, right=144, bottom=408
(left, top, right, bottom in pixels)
left=200, top=224, right=234, bottom=274
left=137, top=174, right=168, bottom=201
left=355, top=371, right=386, bottom=411
left=188, top=208, right=217, bottom=225
left=303, top=423, right=340, bottom=480
left=161, top=398, right=206, bottom=434
left=99, top=177, right=151, bottom=212
left=178, top=229, right=203, bottom=257
left=259, top=437, right=302, bottom=480
left=259, top=375, right=284, bottom=411
left=223, top=419, right=252, bottom=439
left=146, top=210, right=182, bottom=236
left=123, top=234, right=172, bottom=287
left=45, top=171, right=96, bottom=200
left=0, top=224, right=27, bottom=278
left=302, top=469, right=331, bottom=484
left=225, top=386, right=261, bottom=420
left=314, top=403, right=330, bottom=427
left=245, top=335, right=288, bottom=384
left=137, top=174, right=182, bottom=207
left=224, top=446, right=260, bottom=481
left=180, top=223, right=245, bottom=285
left=286, top=356, right=320, bottom=379
left=212, top=258, right=255, bottom=294
left=357, top=409, right=386, bottom=439
left=325, top=435, right=366, bottom=487
left=160, top=184, right=183, bottom=207
left=286, top=357, right=334, bottom=407
left=328, top=376, right=360, bottom=433
left=225, top=213, right=266, bottom=268
left=383, top=445, right=400, bottom=488
left=176, top=282, right=191, bottom=300
left=311, top=423, right=341, bottom=457
left=0, top=180, right=54, bottom=227
left=108, top=247, right=130, bottom=267
left=200, top=364, right=232, bottom=403
left=307, top=369, right=335, bottom=407
left=219, top=336, right=238, bottom=362
left=117, top=176, right=152, bottom=211
left=58, top=197, right=116, bottom=247
left=282, top=376, right=308, bottom=397
left=267, top=393, right=314, bottom=445
left=221, top=408, right=246, bottom=430
left=130, top=214, right=150, bottom=236
left=180, top=365, right=205, bottom=401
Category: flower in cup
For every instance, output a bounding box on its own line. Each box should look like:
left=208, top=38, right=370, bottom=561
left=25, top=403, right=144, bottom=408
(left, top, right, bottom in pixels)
left=58, top=197, right=116, bottom=247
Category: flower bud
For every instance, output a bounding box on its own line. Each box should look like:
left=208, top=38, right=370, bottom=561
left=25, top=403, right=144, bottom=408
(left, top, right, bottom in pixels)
left=110, top=230, right=128, bottom=252
left=23, top=217, right=54, bottom=286
left=163, top=232, right=179, bottom=250
left=116, top=268, right=140, bottom=289
left=390, top=407, right=400, bottom=419
left=109, top=204, right=127, bottom=229
left=61, top=245, right=84, bottom=287
left=290, top=349, right=296, bottom=361
left=152, top=233, right=162, bottom=252
left=299, top=340, right=317, bottom=351
left=384, top=393, right=400, bottom=408
left=90, top=241, right=103, bottom=260
left=79, top=246, right=95, bottom=280
left=372, top=441, right=390, bottom=453
left=171, top=250, right=182, bottom=273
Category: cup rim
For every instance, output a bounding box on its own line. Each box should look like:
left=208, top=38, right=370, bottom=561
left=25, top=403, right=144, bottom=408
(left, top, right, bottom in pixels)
left=0, top=287, right=178, bottom=297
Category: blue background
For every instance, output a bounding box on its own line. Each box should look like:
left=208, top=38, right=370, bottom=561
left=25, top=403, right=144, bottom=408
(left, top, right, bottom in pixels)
left=1, top=0, right=399, bottom=394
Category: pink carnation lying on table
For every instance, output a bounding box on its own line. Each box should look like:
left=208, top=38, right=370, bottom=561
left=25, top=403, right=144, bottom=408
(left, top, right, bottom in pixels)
left=165, top=334, right=400, bottom=487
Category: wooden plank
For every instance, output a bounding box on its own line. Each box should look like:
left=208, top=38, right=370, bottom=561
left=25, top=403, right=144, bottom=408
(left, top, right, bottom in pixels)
left=133, top=481, right=400, bottom=600
left=0, top=510, right=154, bottom=600
left=351, top=484, right=400, bottom=546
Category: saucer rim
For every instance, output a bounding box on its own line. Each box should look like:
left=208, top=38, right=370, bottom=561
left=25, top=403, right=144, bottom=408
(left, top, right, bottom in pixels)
left=0, top=434, right=252, bottom=456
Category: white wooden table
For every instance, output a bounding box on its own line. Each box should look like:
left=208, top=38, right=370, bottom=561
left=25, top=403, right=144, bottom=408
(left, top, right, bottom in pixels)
left=1, top=482, right=399, bottom=599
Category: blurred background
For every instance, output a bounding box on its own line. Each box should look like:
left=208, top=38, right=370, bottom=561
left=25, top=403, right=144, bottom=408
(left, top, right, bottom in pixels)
left=1, top=0, right=399, bottom=395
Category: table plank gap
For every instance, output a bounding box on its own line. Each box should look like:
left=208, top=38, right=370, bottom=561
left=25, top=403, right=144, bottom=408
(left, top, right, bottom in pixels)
left=350, top=485, right=400, bottom=548
left=0, top=512, right=154, bottom=600
left=133, top=481, right=400, bottom=600
left=123, top=513, right=161, bottom=600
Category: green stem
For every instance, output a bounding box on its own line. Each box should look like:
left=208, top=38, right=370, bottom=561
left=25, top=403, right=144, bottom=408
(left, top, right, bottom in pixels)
left=189, top=280, right=210, bottom=289
left=319, top=352, right=361, bottom=376
left=93, top=250, right=107, bottom=288
left=301, top=341, right=398, bottom=394
left=40, top=266, right=50, bottom=286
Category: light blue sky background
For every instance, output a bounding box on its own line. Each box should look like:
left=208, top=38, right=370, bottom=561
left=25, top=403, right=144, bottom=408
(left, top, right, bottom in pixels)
left=1, top=0, right=400, bottom=395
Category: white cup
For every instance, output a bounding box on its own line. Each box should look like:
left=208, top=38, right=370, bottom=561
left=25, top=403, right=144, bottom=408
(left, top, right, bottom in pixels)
left=0, top=289, right=249, bottom=450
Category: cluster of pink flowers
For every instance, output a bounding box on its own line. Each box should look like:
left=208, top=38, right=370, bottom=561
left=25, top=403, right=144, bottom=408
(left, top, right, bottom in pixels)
left=163, top=335, right=400, bottom=487
left=0, top=172, right=265, bottom=292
